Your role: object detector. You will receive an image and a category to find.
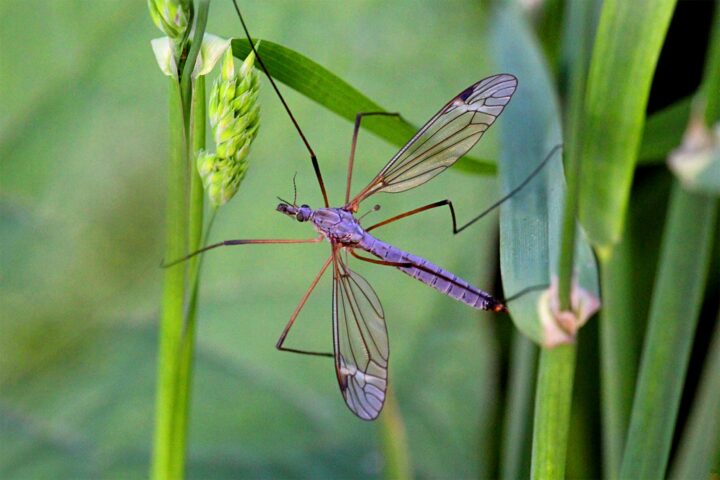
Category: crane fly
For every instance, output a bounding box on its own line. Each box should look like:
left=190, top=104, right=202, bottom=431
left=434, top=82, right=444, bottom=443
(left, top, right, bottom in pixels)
left=184, top=2, right=524, bottom=420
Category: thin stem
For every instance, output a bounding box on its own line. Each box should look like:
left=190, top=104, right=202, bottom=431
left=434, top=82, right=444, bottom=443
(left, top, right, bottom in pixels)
left=557, top=0, right=595, bottom=312
left=180, top=0, right=210, bottom=125
left=152, top=3, right=210, bottom=477
left=528, top=3, right=595, bottom=477
left=379, top=388, right=412, bottom=480
left=169, top=74, right=207, bottom=479
left=152, top=77, right=189, bottom=480
left=701, top=2, right=720, bottom=123
left=598, top=250, right=640, bottom=479
left=531, top=344, right=577, bottom=480
left=499, top=332, right=537, bottom=480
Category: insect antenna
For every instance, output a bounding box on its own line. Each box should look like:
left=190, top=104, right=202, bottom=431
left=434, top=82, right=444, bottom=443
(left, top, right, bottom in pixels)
left=456, top=144, right=563, bottom=233
left=358, top=204, right=381, bottom=221
left=231, top=0, right=330, bottom=207
left=292, top=172, right=298, bottom=205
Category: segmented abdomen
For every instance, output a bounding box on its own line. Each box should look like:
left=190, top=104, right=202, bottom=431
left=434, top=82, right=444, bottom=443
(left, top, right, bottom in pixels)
left=358, top=234, right=502, bottom=311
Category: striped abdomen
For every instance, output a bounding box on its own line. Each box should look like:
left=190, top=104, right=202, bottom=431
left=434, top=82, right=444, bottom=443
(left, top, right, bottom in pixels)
left=358, top=234, right=505, bottom=312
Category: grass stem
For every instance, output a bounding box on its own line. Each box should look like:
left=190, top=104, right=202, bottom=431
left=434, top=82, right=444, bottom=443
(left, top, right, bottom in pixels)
left=499, top=333, right=537, bottom=480
left=379, top=388, right=412, bottom=480
left=531, top=344, right=577, bottom=480
left=168, top=74, right=207, bottom=479
left=151, top=76, right=189, bottom=480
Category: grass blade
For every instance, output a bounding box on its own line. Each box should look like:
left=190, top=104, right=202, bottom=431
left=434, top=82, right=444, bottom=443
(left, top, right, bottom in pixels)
left=531, top=344, right=577, bottom=479
left=153, top=3, right=209, bottom=478
left=491, top=5, right=600, bottom=478
left=620, top=185, right=718, bottom=478
left=152, top=76, right=189, bottom=480
left=578, top=0, right=677, bottom=252
left=638, top=97, right=692, bottom=164
left=379, top=389, right=412, bottom=480
left=596, top=172, right=673, bottom=478
left=231, top=38, right=495, bottom=175
left=499, top=333, right=537, bottom=480
left=170, top=74, right=206, bottom=479
left=490, top=3, right=599, bottom=346
left=623, top=6, right=720, bottom=475
left=669, top=313, right=720, bottom=480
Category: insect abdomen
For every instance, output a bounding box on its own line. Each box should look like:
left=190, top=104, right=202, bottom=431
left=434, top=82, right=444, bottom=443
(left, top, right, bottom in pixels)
left=359, top=234, right=503, bottom=312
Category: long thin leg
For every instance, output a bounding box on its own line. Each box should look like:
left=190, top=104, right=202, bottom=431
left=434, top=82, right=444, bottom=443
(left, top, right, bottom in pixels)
left=366, top=200, right=458, bottom=233
left=366, top=144, right=563, bottom=234
left=276, top=255, right=334, bottom=358
left=163, top=236, right=323, bottom=268
left=232, top=0, right=330, bottom=207
left=345, top=112, right=401, bottom=204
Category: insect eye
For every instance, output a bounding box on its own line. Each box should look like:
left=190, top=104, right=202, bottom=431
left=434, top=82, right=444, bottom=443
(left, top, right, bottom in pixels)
left=301, top=204, right=309, bottom=209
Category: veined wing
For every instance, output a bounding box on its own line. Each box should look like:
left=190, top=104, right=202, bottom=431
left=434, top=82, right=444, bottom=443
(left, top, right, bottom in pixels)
left=350, top=74, right=517, bottom=206
left=332, top=250, right=389, bottom=420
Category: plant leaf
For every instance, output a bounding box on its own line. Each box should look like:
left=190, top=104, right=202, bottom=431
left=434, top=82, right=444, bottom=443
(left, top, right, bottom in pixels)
left=669, top=313, right=720, bottom=480
left=490, top=5, right=599, bottom=345
left=638, top=97, right=692, bottom=163
left=231, top=38, right=496, bottom=175
left=578, top=0, right=677, bottom=251
left=620, top=184, right=717, bottom=479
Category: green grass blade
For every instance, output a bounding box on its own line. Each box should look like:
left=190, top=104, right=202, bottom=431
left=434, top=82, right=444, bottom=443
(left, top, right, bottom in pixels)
left=499, top=333, right=537, bottom=480
left=491, top=5, right=600, bottom=478
left=180, top=0, right=209, bottom=122
left=490, top=3, right=599, bottom=345
left=170, top=74, right=206, bottom=480
left=669, top=313, right=720, bottom=480
left=578, top=0, right=677, bottom=252
left=379, top=389, right=412, bottom=480
left=701, top=2, right=720, bottom=123
left=153, top=4, right=210, bottom=477
left=620, top=185, right=718, bottom=479
left=638, top=97, right=692, bottom=164
left=556, top=0, right=598, bottom=309
left=598, top=172, right=673, bottom=477
left=151, top=76, right=189, bottom=480
left=531, top=344, right=577, bottom=480
left=599, top=252, right=642, bottom=479
left=231, top=38, right=495, bottom=175
left=625, top=7, right=720, bottom=476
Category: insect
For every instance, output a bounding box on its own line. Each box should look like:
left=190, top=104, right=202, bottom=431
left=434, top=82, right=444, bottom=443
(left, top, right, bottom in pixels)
left=182, top=2, right=528, bottom=420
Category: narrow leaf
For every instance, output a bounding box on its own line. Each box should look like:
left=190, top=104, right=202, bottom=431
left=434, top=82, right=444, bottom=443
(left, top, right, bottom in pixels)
left=669, top=314, right=720, bottom=480
left=499, top=333, right=537, bottom=480
left=152, top=76, right=189, bottom=480
left=490, top=5, right=599, bottom=346
left=638, top=97, right=692, bottom=164
left=620, top=185, right=718, bottom=478
left=231, top=38, right=495, bottom=175
left=578, top=0, right=677, bottom=251
left=597, top=172, right=672, bottom=478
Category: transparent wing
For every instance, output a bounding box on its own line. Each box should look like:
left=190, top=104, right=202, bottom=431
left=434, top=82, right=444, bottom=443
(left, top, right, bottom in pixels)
left=332, top=251, right=389, bottom=421
left=351, top=74, right=517, bottom=205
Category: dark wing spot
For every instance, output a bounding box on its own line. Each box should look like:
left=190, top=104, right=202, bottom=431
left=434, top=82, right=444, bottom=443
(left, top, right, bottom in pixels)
left=459, top=85, right=474, bottom=102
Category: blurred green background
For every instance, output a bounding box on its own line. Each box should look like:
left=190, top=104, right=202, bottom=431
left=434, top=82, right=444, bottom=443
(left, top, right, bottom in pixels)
left=0, top=1, right=517, bottom=477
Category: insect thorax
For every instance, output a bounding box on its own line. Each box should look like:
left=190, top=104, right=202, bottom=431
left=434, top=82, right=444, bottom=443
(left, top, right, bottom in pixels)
left=311, top=208, right=365, bottom=244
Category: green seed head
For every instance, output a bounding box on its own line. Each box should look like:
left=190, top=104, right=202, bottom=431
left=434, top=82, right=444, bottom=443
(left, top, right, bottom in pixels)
left=200, top=49, right=260, bottom=207
left=147, top=0, right=192, bottom=44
